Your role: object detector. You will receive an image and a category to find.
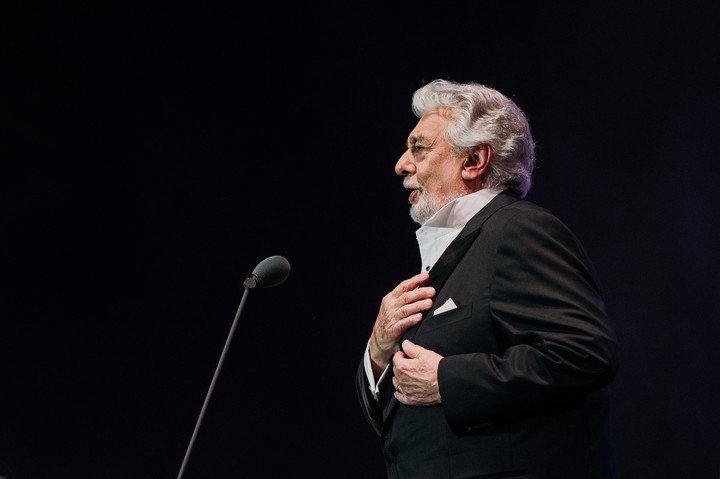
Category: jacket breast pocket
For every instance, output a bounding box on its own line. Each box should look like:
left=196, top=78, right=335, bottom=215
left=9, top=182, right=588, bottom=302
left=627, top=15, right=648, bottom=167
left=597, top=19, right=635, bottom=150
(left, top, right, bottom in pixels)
left=421, top=304, right=472, bottom=332
left=414, top=303, right=497, bottom=355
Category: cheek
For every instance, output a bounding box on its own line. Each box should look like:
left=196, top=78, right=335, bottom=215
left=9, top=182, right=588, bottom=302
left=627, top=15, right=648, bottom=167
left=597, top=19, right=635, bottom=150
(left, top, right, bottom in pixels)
left=421, top=169, right=450, bottom=192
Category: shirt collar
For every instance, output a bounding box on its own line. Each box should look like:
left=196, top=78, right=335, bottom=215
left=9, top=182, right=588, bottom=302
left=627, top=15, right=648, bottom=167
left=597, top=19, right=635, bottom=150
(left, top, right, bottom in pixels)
left=415, top=188, right=504, bottom=272
left=421, top=187, right=503, bottom=230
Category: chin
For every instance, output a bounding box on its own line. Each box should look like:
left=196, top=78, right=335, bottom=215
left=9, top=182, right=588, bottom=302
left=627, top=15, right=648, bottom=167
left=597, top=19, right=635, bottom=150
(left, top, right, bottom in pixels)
left=409, top=205, right=430, bottom=225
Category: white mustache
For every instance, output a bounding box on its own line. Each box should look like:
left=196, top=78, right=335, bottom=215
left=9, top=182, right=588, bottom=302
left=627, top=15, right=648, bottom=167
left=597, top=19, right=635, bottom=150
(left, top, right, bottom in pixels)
left=403, top=179, right=419, bottom=191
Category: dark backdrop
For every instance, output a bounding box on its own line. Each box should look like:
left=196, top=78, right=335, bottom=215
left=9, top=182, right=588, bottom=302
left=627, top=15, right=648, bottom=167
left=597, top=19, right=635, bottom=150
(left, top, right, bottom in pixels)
left=2, top=2, right=719, bottom=478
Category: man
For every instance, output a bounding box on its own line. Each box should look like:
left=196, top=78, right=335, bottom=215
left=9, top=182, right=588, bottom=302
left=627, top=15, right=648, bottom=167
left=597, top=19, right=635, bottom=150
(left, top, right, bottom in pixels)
left=356, top=79, right=619, bottom=479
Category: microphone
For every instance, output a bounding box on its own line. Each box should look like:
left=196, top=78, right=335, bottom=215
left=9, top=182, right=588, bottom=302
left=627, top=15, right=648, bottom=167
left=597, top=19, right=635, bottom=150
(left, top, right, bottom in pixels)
left=177, top=255, right=290, bottom=479
left=243, top=254, right=291, bottom=289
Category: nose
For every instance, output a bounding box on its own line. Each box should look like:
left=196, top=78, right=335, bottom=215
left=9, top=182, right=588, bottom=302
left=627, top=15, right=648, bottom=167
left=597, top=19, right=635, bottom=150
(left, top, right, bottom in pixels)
left=395, top=150, right=415, bottom=177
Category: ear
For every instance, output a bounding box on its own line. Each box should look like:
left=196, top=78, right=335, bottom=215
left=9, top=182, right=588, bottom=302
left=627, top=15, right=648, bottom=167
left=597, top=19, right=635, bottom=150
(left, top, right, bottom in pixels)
left=461, top=144, right=492, bottom=181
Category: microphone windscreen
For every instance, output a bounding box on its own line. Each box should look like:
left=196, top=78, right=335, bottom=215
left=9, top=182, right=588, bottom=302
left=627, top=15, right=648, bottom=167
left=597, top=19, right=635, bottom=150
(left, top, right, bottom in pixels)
left=251, top=255, right=291, bottom=288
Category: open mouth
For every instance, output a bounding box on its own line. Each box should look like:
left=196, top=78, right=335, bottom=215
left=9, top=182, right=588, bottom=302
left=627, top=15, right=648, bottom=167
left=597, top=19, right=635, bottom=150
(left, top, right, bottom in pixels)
left=407, top=189, right=420, bottom=204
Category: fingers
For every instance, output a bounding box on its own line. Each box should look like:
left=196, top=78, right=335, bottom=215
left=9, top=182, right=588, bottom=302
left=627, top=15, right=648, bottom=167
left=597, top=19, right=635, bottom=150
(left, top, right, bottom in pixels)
left=394, top=272, right=433, bottom=297
left=370, top=273, right=435, bottom=368
left=392, top=344, right=443, bottom=406
left=400, top=339, right=422, bottom=358
left=396, top=298, right=432, bottom=321
left=392, top=375, right=405, bottom=401
left=380, top=273, right=435, bottom=327
left=392, top=273, right=435, bottom=318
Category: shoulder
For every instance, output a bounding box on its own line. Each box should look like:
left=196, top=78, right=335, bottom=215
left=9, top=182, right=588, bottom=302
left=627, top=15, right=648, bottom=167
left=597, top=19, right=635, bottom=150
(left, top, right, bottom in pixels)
left=491, top=197, right=565, bottom=227
left=486, top=198, right=588, bottom=252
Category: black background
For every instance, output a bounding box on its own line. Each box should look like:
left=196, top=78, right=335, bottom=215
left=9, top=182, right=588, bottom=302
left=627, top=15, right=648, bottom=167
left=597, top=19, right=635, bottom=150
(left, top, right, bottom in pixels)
left=2, top=1, right=719, bottom=478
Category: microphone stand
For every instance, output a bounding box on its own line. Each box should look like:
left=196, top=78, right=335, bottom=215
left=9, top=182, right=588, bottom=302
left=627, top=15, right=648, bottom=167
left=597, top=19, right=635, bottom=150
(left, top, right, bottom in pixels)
left=176, top=276, right=259, bottom=479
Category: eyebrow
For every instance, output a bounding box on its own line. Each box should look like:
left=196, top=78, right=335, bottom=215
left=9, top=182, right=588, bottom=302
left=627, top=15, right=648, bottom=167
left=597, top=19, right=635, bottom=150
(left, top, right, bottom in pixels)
left=407, top=134, right=429, bottom=148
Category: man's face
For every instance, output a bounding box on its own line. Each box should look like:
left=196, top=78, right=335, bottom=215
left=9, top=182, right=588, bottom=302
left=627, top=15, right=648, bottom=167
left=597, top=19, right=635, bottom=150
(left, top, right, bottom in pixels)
left=395, top=110, right=467, bottom=225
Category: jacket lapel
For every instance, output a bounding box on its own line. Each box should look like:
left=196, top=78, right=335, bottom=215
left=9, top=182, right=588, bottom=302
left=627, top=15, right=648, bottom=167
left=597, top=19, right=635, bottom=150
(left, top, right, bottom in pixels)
left=403, top=190, right=520, bottom=342
left=382, top=190, right=521, bottom=432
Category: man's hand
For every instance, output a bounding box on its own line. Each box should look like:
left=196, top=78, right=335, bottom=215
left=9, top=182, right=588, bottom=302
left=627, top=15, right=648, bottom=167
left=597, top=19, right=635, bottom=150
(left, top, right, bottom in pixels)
left=368, top=272, right=434, bottom=376
left=392, top=340, right=443, bottom=406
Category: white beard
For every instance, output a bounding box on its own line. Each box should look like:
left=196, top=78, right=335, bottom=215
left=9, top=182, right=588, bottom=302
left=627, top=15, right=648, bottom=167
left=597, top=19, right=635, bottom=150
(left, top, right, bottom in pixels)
left=409, top=191, right=459, bottom=225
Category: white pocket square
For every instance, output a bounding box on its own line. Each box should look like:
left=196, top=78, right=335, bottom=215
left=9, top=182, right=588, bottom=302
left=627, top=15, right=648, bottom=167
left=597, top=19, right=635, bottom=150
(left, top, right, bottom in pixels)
left=434, top=297, right=457, bottom=315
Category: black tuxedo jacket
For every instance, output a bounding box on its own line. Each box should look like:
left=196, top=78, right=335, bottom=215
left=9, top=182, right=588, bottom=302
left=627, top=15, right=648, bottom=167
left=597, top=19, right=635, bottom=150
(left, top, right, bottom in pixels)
left=356, top=190, right=619, bottom=479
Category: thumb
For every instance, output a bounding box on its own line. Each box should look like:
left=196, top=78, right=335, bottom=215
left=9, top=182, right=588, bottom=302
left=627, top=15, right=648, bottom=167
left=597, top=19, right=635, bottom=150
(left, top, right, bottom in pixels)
left=401, top=340, right=425, bottom=358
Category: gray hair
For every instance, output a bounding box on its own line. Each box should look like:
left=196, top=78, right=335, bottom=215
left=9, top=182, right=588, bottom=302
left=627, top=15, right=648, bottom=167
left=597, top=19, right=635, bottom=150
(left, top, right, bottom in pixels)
left=411, top=79, right=536, bottom=198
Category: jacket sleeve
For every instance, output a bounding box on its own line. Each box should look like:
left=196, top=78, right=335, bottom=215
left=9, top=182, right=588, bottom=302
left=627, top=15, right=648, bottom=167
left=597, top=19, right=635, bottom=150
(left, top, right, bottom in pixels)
left=438, top=207, right=619, bottom=434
